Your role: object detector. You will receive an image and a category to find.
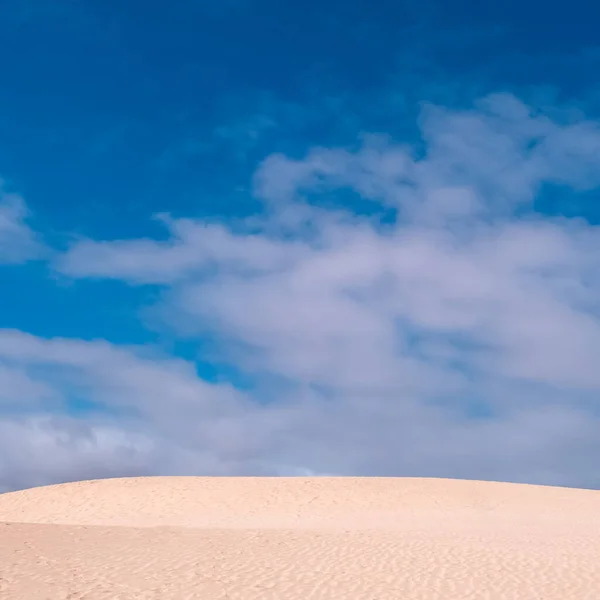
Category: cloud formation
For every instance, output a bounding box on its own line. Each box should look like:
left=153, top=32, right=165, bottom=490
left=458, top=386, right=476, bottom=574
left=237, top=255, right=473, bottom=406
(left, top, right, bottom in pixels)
left=3, top=93, right=600, bottom=491
left=0, top=183, right=45, bottom=264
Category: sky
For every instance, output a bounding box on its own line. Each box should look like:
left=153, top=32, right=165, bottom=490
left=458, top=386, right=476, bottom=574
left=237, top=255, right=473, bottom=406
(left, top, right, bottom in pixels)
left=1, top=0, right=600, bottom=492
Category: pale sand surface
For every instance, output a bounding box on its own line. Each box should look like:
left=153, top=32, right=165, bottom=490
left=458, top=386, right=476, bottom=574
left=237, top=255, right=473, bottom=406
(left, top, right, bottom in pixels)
left=1, top=477, right=599, bottom=599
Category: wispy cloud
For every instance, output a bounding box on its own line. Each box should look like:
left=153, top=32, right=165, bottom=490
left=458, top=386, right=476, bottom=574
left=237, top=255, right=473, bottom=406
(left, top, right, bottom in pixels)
left=0, top=328, right=276, bottom=491
left=0, top=182, right=46, bottom=264
left=42, top=93, right=600, bottom=490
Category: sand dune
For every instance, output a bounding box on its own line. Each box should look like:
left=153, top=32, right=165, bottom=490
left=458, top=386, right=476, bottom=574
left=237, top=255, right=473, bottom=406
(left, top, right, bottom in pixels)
left=1, top=477, right=599, bottom=599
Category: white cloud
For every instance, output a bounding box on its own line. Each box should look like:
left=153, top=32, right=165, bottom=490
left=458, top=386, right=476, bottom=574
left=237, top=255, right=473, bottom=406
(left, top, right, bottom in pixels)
left=15, top=93, right=600, bottom=490
left=0, top=417, right=159, bottom=494
left=0, top=328, right=288, bottom=491
left=0, top=182, right=45, bottom=264
left=56, top=213, right=309, bottom=283
left=0, top=329, right=249, bottom=428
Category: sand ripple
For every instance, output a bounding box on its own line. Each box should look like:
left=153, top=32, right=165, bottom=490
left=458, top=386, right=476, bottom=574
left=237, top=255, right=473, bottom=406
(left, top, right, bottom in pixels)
left=1, top=477, right=599, bottom=599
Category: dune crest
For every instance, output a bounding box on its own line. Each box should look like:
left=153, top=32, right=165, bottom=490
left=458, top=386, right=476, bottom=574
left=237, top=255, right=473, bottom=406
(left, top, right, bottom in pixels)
left=1, top=475, right=599, bottom=528
left=1, top=477, right=599, bottom=599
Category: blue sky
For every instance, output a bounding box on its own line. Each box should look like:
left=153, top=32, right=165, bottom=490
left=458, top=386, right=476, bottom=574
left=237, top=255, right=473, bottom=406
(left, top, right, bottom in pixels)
left=2, top=0, right=600, bottom=491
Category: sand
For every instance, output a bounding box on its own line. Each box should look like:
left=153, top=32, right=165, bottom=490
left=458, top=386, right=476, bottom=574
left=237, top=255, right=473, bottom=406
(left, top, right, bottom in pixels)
left=0, top=477, right=599, bottom=599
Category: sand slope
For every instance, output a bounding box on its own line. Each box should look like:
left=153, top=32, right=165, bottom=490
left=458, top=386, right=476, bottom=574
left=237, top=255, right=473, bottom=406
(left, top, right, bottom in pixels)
left=1, top=477, right=599, bottom=599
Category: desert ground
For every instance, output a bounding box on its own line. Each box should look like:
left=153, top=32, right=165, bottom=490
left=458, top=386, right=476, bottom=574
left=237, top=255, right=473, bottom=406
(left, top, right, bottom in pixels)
left=0, top=477, right=599, bottom=599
